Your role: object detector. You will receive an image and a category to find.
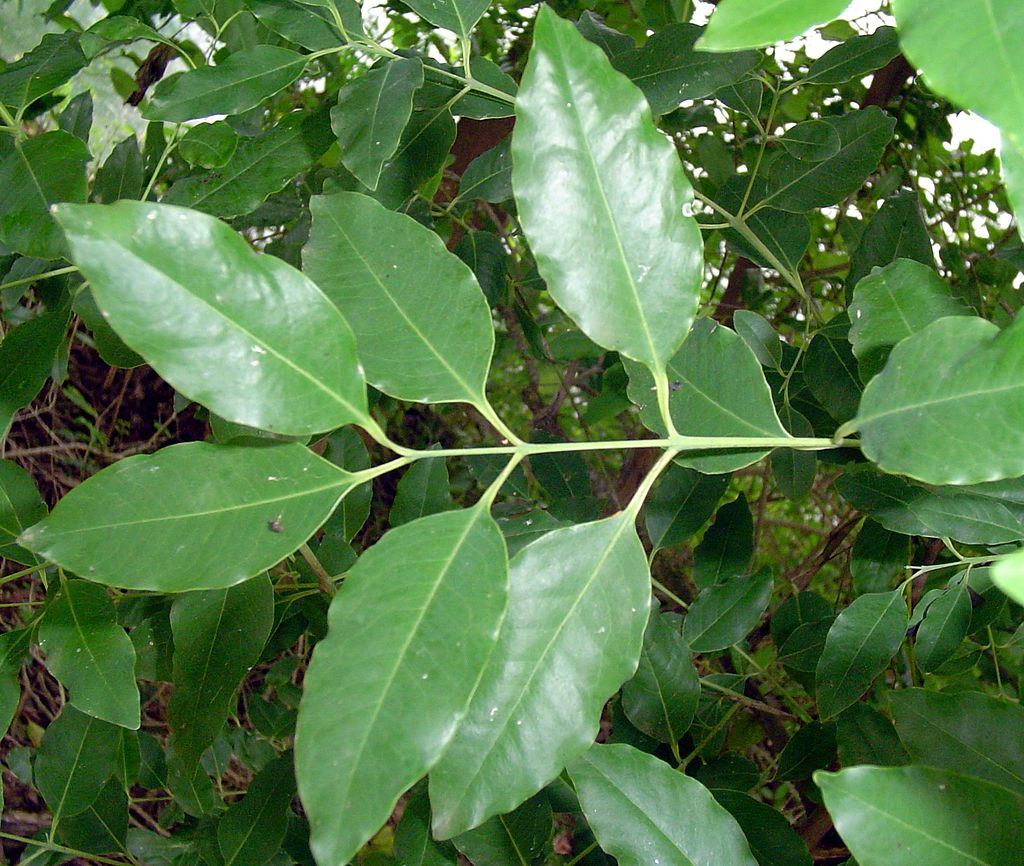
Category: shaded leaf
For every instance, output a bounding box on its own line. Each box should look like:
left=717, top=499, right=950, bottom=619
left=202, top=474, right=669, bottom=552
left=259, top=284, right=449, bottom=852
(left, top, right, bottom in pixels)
left=218, top=755, right=296, bottom=866
left=394, top=787, right=460, bottom=866
left=850, top=517, right=911, bottom=594
left=452, top=793, right=552, bottom=866
left=683, top=568, right=773, bottom=652
left=0, top=32, right=87, bottom=112
left=693, top=496, right=753, bottom=588
left=805, top=26, right=901, bottom=84
left=712, top=790, right=812, bottom=866
left=644, top=464, right=728, bottom=552
left=802, top=314, right=861, bottom=424
left=915, top=582, right=971, bottom=672
left=835, top=702, right=908, bottom=767
left=402, top=0, right=491, bottom=37
left=846, top=191, right=934, bottom=295
left=390, top=453, right=451, bottom=527
left=775, top=721, right=835, bottom=781
left=93, top=136, right=144, bottom=204
left=0, top=459, right=46, bottom=565
left=179, top=121, right=239, bottom=169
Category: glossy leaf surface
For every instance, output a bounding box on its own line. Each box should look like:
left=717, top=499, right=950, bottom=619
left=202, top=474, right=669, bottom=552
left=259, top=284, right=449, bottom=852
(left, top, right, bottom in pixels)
left=430, top=513, right=650, bottom=838
left=700, top=0, right=852, bottom=51
left=569, top=743, right=758, bottom=866
left=402, top=0, right=491, bottom=37
left=296, top=505, right=508, bottom=864
left=20, top=442, right=359, bottom=591
left=513, top=6, right=702, bottom=373
left=304, top=192, right=495, bottom=406
left=56, top=201, right=368, bottom=435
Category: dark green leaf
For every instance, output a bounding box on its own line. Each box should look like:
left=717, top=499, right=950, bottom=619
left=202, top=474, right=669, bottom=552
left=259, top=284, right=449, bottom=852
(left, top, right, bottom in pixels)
left=770, top=592, right=832, bottom=648
left=775, top=721, right=835, bottom=781
left=0, top=459, right=46, bottom=565
left=802, top=314, right=861, bottom=424
left=401, top=0, right=490, bottom=37
left=179, top=121, right=239, bottom=169
left=58, top=92, right=93, bottom=143
left=93, top=136, right=144, bottom=204
left=771, top=405, right=815, bottom=501
left=850, top=518, right=911, bottom=594
left=693, top=497, right=753, bottom=589
left=733, top=310, right=782, bottom=370
left=218, top=755, right=295, bottom=866
left=915, top=582, right=971, bottom=672
left=846, top=191, right=934, bottom=295
left=458, top=138, right=512, bottom=204
left=452, top=793, right=552, bottom=866
left=322, top=427, right=371, bottom=542
left=57, top=777, right=128, bottom=855
left=683, top=568, right=773, bottom=652
left=805, top=27, right=901, bottom=84
left=394, top=787, right=459, bottom=866
left=576, top=11, right=635, bottom=59
left=712, top=790, right=812, bottom=866
left=780, top=120, right=841, bottom=161
left=716, top=176, right=811, bottom=272
left=699, top=0, right=852, bottom=51
left=835, top=702, right=908, bottom=767
left=645, top=464, right=728, bottom=552
left=777, top=618, right=833, bottom=673
left=453, top=230, right=507, bottom=305
left=390, top=453, right=451, bottom=526
left=246, top=0, right=361, bottom=50
left=0, top=32, right=87, bottom=112
left=73, top=287, right=145, bottom=368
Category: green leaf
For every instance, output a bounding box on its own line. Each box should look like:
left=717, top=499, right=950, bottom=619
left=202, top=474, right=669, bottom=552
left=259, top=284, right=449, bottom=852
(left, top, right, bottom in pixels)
left=699, top=0, right=852, bottom=51
left=57, top=776, right=128, bottom=856
left=711, top=790, right=812, bottom=866
left=303, top=192, right=496, bottom=407
left=168, top=574, right=274, bottom=773
left=835, top=702, right=908, bottom=767
left=816, top=765, right=1024, bottom=866
left=693, top=497, right=754, bottom=588
left=73, top=287, right=145, bottom=369
left=0, top=131, right=90, bottom=259
left=165, top=108, right=333, bottom=218
left=390, top=453, right=451, bottom=527
left=401, top=0, right=490, bottom=37
left=93, top=136, right=144, bottom=205
left=775, top=721, right=835, bottom=781
left=849, top=259, right=971, bottom=380
left=683, top=567, right=773, bottom=652
left=837, top=466, right=1024, bottom=545
left=58, top=92, right=93, bottom=144
left=0, top=459, right=46, bottom=565
left=715, top=176, right=811, bottom=272
left=569, top=743, right=758, bottom=866
left=55, top=200, right=368, bottom=435
left=296, top=505, right=508, bottom=865
left=851, top=313, right=1024, bottom=484
left=179, top=121, right=239, bottom=169
left=0, top=32, right=87, bottom=112
left=246, top=0, right=362, bottom=50
left=805, top=26, right=901, bottom=84
left=452, top=793, right=552, bottom=866
left=394, top=787, right=460, bottom=866
left=429, top=513, right=650, bottom=838
left=621, top=611, right=699, bottom=743
left=850, top=518, right=910, bottom=594
left=145, top=46, right=308, bottom=122
left=846, top=192, right=934, bottom=295
left=993, top=546, right=1024, bottom=605
left=625, top=319, right=792, bottom=473
left=0, top=298, right=71, bottom=440
left=457, top=138, right=512, bottom=204
left=38, top=579, right=140, bottom=729
left=322, top=427, right=372, bottom=542
left=777, top=619, right=833, bottom=674
left=331, top=59, right=424, bottom=191
left=611, top=24, right=760, bottom=116
left=802, top=314, right=861, bottom=424
left=733, top=311, right=782, bottom=370
left=81, top=15, right=174, bottom=57
left=770, top=591, right=832, bottom=648
left=780, top=120, right=841, bottom=161
left=914, top=582, right=971, bottom=672
left=20, top=442, right=361, bottom=591
left=644, top=465, right=728, bottom=552
left=577, top=11, right=635, bottom=58
left=814, top=590, right=907, bottom=720
left=762, top=109, right=895, bottom=212
left=218, top=755, right=296, bottom=866
left=35, top=705, right=121, bottom=822
left=771, top=405, right=815, bottom=501
left=512, top=6, right=702, bottom=374
left=890, top=688, right=1024, bottom=795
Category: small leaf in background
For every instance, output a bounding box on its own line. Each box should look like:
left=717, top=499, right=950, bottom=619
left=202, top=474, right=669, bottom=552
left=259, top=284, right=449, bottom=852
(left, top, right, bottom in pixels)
left=846, top=192, right=934, bottom=295
left=712, top=790, right=812, bottom=866
left=73, top=287, right=145, bottom=368
left=569, top=743, right=758, bottom=866
left=775, top=721, right=835, bottom=782
left=699, top=0, right=852, bottom=51
left=715, top=176, right=811, bottom=273
left=849, top=258, right=971, bottom=380
left=852, top=314, right=1024, bottom=485
left=645, top=465, right=729, bottom=552
left=817, top=765, right=1024, bottom=866
left=815, top=590, right=907, bottom=720
left=835, top=702, right=908, bottom=768
left=693, top=496, right=753, bottom=588
left=890, top=688, right=1024, bottom=795
left=452, top=792, right=552, bottom=866
left=802, top=314, right=861, bottom=424
left=390, top=451, right=451, bottom=527
left=770, top=592, right=832, bottom=649
left=457, top=138, right=513, bottom=204
left=93, top=136, right=144, bottom=203
left=683, top=568, right=773, bottom=653
left=55, top=201, right=369, bottom=435
left=805, top=26, right=901, bottom=84
left=430, top=513, right=650, bottom=839
left=914, top=581, right=971, bottom=672
left=178, top=120, right=239, bottom=169
left=733, top=311, right=782, bottom=370
left=0, top=459, right=46, bottom=565
left=168, top=574, right=274, bottom=772
left=779, top=119, right=841, bottom=162
left=850, top=518, right=911, bottom=594
left=20, top=442, right=360, bottom=591
left=296, top=505, right=507, bottom=865
left=513, top=6, right=703, bottom=373
left=38, top=579, right=140, bottom=729
left=0, top=32, right=87, bottom=111
left=394, top=787, right=460, bottom=866
left=304, top=192, right=496, bottom=408
left=331, top=58, right=423, bottom=191
left=144, top=46, right=308, bottom=122
left=771, top=405, right=816, bottom=501
left=57, top=777, right=128, bottom=855
left=58, top=91, right=93, bottom=143
left=322, top=427, right=372, bottom=542
left=247, top=0, right=362, bottom=49
left=621, top=611, right=699, bottom=743
left=218, top=755, right=296, bottom=866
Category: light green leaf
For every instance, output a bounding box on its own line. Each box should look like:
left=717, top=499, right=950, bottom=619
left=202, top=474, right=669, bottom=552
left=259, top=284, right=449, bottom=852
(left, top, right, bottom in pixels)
left=890, top=688, right=1024, bottom=795
left=816, top=765, right=1024, bottom=866
left=179, top=121, right=239, bottom=169
left=851, top=314, right=1024, bottom=484
left=452, top=793, right=552, bottom=866
left=763, top=109, right=895, bottom=212
left=693, top=497, right=754, bottom=589
left=814, top=589, right=907, bottom=720
left=296, top=505, right=508, bottom=865
left=331, top=59, right=424, bottom=191
left=611, top=24, right=760, bottom=116
left=699, top=0, right=852, bottom=51
left=38, top=580, right=140, bottom=729
left=621, top=611, right=699, bottom=743
left=805, top=26, right=901, bottom=84
left=402, top=0, right=490, bottom=37
left=390, top=452, right=451, bottom=527
left=914, top=582, right=971, bottom=672
left=683, top=568, right=773, bottom=652
left=625, top=319, right=792, bottom=473
left=569, top=743, right=758, bottom=866
left=246, top=0, right=362, bottom=50
left=395, top=787, right=460, bottom=866
left=35, top=706, right=121, bottom=822
left=849, top=259, right=971, bottom=380
left=512, top=6, right=702, bottom=374
left=218, top=755, right=296, bottom=866
left=304, top=192, right=496, bottom=407
left=429, top=513, right=650, bottom=838
left=0, top=459, right=45, bottom=565
left=0, top=131, right=90, bottom=259
left=20, top=442, right=360, bottom=591
left=145, top=46, right=308, bottom=122
left=0, top=32, right=86, bottom=112
left=644, top=465, right=728, bottom=552
left=93, top=136, right=144, bottom=204
left=168, top=574, right=274, bottom=773
left=55, top=200, right=368, bottom=435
